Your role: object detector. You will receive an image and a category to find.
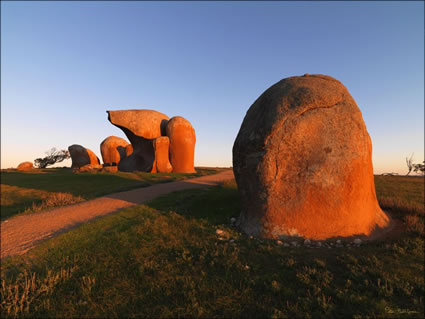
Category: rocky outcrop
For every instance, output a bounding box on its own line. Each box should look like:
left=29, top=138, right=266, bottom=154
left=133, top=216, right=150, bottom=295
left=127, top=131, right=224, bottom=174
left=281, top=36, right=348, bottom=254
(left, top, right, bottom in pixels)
left=107, top=109, right=197, bottom=173
left=107, top=109, right=169, bottom=172
left=233, top=74, right=389, bottom=240
left=17, top=162, right=34, bottom=171
left=100, top=136, right=130, bottom=166
left=166, top=116, right=196, bottom=173
left=68, top=144, right=100, bottom=169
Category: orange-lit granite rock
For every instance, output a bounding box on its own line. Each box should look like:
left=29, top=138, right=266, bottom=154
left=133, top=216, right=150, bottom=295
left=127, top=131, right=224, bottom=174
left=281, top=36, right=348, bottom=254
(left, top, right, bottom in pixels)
left=17, top=161, right=34, bottom=171
left=166, top=116, right=196, bottom=173
left=107, top=109, right=169, bottom=172
left=152, top=136, right=173, bottom=173
left=125, top=144, right=133, bottom=157
left=100, top=136, right=130, bottom=166
left=68, top=144, right=100, bottom=169
left=78, top=163, right=103, bottom=173
left=233, top=74, right=389, bottom=240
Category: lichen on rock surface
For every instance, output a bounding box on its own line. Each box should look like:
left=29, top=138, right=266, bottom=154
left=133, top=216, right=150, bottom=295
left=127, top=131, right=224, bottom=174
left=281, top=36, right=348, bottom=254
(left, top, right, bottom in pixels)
left=232, top=74, right=389, bottom=240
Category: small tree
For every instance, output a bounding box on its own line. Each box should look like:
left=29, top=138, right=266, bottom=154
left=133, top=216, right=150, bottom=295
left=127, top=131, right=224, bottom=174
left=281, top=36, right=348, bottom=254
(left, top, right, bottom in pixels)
left=34, top=148, right=70, bottom=169
left=413, top=161, right=425, bottom=175
left=406, top=153, right=414, bottom=176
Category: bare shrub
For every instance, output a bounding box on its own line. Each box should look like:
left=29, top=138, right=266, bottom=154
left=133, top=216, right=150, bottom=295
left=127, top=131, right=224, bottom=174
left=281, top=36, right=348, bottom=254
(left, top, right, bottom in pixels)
left=34, top=148, right=70, bottom=169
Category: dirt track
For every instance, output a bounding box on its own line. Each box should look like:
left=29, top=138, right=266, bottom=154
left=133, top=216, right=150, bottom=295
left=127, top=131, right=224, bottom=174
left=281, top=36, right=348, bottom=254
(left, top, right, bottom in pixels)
left=1, top=170, right=235, bottom=259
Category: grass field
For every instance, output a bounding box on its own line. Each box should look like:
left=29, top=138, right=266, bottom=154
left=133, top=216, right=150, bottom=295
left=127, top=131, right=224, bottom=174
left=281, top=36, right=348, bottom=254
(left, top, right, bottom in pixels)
left=0, top=167, right=222, bottom=220
left=1, top=175, right=424, bottom=318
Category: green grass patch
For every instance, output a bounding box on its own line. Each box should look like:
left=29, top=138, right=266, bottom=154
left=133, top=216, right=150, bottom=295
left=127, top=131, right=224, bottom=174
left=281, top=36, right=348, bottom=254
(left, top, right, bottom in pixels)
left=1, top=176, right=424, bottom=318
left=0, top=167, right=221, bottom=220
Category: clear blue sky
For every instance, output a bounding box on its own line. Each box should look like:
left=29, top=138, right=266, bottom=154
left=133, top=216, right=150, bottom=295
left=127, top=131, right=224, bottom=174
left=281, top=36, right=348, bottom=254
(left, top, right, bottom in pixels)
left=1, top=1, right=423, bottom=174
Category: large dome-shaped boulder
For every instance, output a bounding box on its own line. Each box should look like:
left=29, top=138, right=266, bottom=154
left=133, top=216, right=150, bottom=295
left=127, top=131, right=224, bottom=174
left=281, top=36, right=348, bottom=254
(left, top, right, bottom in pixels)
left=68, top=144, right=100, bottom=169
left=107, top=109, right=170, bottom=172
left=233, top=74, right=389, bottom=240
left=17, top=161, right=34, bottom=171
left=166, top=116, right=196, bottom=173
left=100, top=136, right=130, bottom=166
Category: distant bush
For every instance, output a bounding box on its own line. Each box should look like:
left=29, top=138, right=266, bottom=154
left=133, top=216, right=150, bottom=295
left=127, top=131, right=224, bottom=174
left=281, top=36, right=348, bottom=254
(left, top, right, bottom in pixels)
left=34, top=148, right=70, bottom=169
left=413, top=161, right=424, bottom=175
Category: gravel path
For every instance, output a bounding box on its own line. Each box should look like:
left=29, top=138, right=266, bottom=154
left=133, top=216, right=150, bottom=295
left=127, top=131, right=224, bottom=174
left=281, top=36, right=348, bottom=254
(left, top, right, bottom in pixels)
left=1, top=170, right=234, bottom=259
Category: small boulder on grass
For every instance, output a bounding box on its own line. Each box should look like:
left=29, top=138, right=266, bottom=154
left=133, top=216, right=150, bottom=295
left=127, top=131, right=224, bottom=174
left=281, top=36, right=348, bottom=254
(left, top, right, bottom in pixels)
left=17, top=161, right=34, bottom=171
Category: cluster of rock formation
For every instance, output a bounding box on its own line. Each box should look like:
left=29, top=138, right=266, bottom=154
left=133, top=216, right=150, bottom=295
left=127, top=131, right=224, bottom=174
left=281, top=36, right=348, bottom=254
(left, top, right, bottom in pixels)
left=233, top=74, right=389, bottom=240
left=67, top=109, right=196, bottom=174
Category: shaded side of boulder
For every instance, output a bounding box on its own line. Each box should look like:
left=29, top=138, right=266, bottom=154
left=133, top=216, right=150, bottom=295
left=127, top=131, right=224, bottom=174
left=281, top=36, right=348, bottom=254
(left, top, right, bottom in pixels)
left=100, top=136, right=130, bottom=166
left=17, top=161, right=34, bottom=171
left=233, top=74, right=389, bottom=240
left=166, top=116, right=196, bottom=173
left=107, top=109, right=169, bottom=172
left=152, top=136, right=173, bottom=173
left=68, top=144, right=100, bottom=169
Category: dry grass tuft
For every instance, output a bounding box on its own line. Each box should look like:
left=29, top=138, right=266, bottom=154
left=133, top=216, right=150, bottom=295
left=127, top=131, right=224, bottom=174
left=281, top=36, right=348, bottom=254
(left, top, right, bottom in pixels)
left=378, top=196, right=424, bottom=216
left=1, top=266, right=78, bottom=318
left=23, top=193, right=84, bottom=214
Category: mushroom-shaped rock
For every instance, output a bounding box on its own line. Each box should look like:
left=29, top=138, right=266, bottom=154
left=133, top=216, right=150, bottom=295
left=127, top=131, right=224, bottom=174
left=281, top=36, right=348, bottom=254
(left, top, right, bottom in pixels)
left=152, top=136, right=173, bottom=173
left=166, top=116, right=196, bottom=173
left=68, top=144, right=100, bottom=169
left=232, top=74, right=389, bottom=240
left=100, top=136, right=130, bottom=166
left=107, top=109, right=169, bottom=172
left=17, top=161, right=34, bottom=171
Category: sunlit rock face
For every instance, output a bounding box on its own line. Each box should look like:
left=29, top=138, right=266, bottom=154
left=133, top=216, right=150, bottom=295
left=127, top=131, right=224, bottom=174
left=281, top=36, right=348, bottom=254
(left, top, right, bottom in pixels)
left=166, top=116, right=196, bottom=173
left=107, top=109, right=172, bottom=172
left=152, top=136, right=173, bottom=173
left=68, top=144, right=100, bottom=169
left=100, top=136, right=130, bottom=167
left=232, top=74, right=389, bottom=240
left=17, top=161, right=33, bottom=171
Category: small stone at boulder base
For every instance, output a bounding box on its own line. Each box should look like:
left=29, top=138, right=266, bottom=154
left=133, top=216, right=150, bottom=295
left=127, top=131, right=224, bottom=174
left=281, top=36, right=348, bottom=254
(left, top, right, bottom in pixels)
left=17, top=161, right=33, bottom=171
left=100, top=136, right=130, bottom=166
left=166, top=116, right=196, bottom=173
left=216, top=229, right=224, bottom=235
left=283, top=243, right=290, bottom=247
left=353, top=238, right=362, bottom=245
left=68, top=145, right=100, bottom=169
left=304, top=239, right=311, bottom=245
left=232, top=74, right=389, bottom=240
left=230, top=217, right=237, bottom=224
left=336, top=240, right=342, bottom=245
